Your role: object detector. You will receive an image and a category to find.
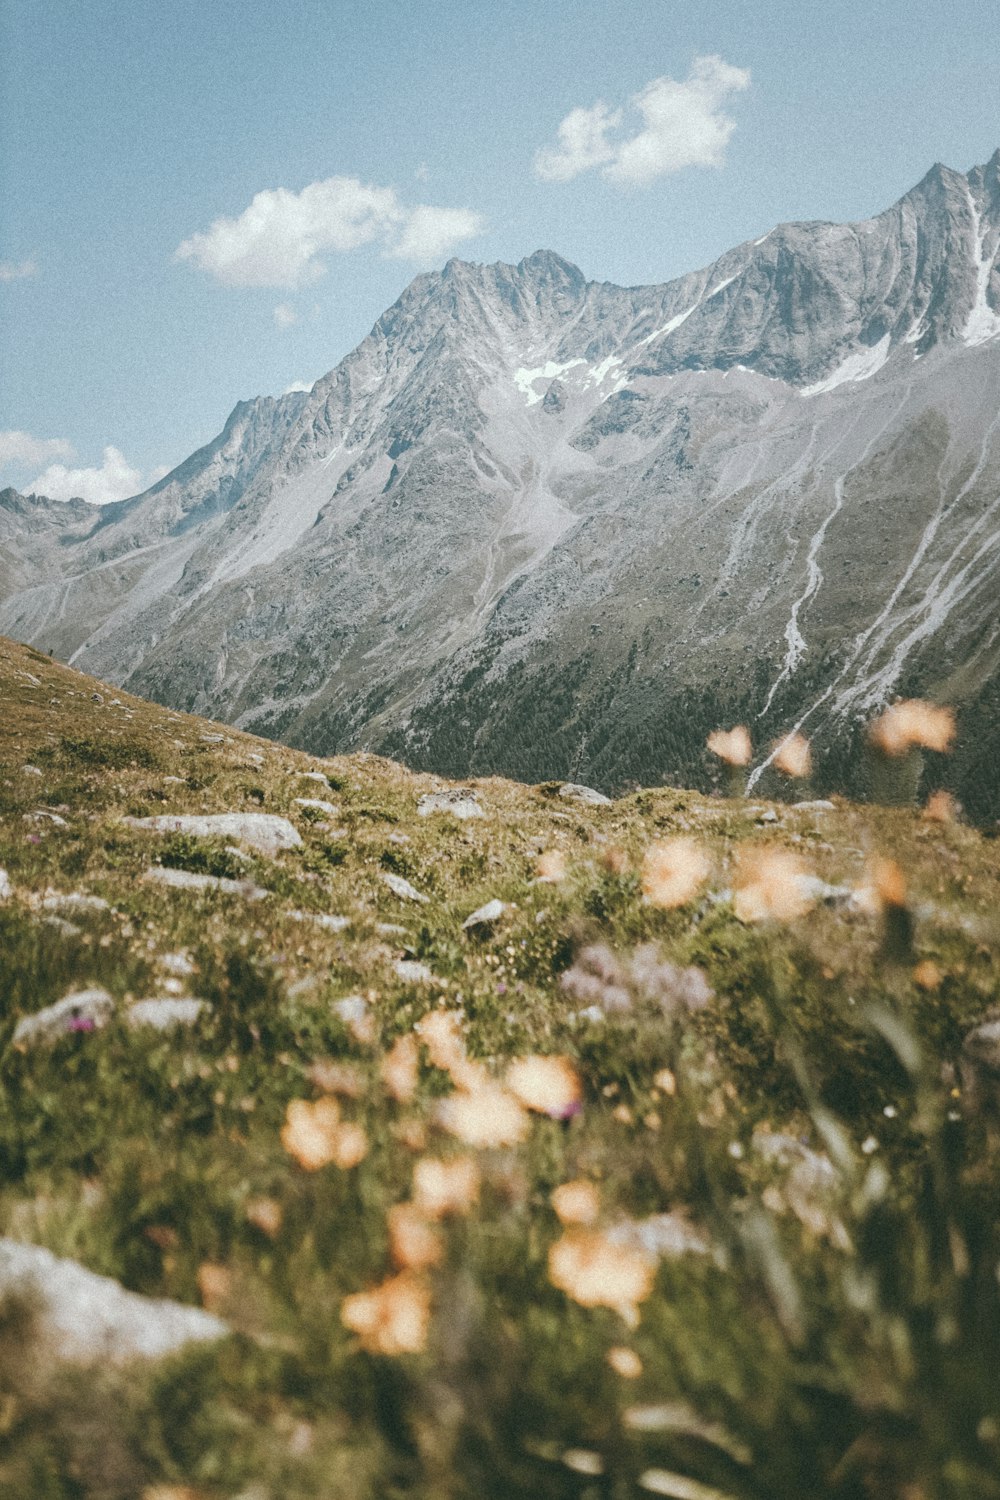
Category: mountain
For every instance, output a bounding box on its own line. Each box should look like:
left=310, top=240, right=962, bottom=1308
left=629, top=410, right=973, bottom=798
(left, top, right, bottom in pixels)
left=3, top=151, right=1000, bottom=814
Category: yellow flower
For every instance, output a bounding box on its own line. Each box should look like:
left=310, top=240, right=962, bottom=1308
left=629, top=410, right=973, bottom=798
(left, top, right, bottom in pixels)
left=341, top=1271, right=431, bottom=1355
left=607, top=1346, right=643, bottom=1378
left=641, top=838, right=710, bottom=909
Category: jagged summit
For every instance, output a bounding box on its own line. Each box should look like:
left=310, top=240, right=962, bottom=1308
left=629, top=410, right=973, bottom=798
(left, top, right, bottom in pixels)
left=3, top=154, right=1000, bottom=816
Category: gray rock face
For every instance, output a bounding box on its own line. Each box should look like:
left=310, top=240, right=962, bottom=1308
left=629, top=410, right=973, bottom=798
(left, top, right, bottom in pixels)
left=5, top=153, right=1000, bottom=815
left=0, top=1239, right=226, bottom=1363
left=417, top=788, right=484, bottom=819
left=13, top=988, right=115, bottom=1045
left=558, top=783, right=612, bottom=807
left=125, top=812, right=302, bottom=856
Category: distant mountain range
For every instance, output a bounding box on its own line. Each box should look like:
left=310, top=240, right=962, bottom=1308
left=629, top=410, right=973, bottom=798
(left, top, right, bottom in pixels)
left=3, top=151, right=1000, bottom=814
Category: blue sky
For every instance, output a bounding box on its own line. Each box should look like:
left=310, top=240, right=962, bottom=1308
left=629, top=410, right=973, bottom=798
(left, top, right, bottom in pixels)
left=1, top=0, right=997, bottom=501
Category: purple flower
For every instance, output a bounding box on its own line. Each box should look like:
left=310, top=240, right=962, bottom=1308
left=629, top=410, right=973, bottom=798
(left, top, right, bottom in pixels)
left=66, top=1016, right=96, bottom=1033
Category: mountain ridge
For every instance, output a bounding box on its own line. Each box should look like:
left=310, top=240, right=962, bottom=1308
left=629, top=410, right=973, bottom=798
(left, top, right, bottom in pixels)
left=3, top=152, right=1000, bottom=815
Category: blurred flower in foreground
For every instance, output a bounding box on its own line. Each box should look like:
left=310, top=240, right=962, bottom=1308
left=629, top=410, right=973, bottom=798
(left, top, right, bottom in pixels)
left=507, top=1055, right=582, bottom=1119
left=923, top=789, right=958, bottom=823
left=853, top=855, right=908, bottom=915
left=536, top=848, right=567, bottom=882
left=381, top=1032, right=420, bottom=1103
left=436, top=1082, right=530, bottom=1146
left=341, top=1271, right=430, bottom=1355
left=548, top=1227, right=656, bottom=1319
left=868, top=700, right=955, bottom=756
left=412, top=1155, right=480, bottom=1218
left=245, top=1196, right=283, bottom=1237
left=281, top=1097, right=368, bottom=1171
left=707, top=725, right=752, bottom=766
left=387, top=1202, right=443, bottom=1270
left=641, top=838, right=710, bottom=909
left=560, top=943, right=713, bottom=1018
left=607, top=1346, right=643, bottom=1378
left=552, top=1179, right=600, bottom=1226
left=733, top=848, right=814, bottom=923
left=196, top=1262, right=231, bottom=1314
left=772, top=731, right=812, bottom=778
left=913, top=959, right=943, bottom=992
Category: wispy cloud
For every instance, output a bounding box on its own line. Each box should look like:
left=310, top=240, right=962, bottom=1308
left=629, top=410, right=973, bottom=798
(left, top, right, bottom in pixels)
left=27, top=446, right=147, bottom=505
left=0, top=258, right=37, bottom=283
left=0, top=430, right=75, bottom=469
left=273, top=301, right=298, bottom=328
left=282, top=379, right=314, bottom=395
left=534, top=56, right=750, bottom=187
left=175, top=174, right=486, bottom=288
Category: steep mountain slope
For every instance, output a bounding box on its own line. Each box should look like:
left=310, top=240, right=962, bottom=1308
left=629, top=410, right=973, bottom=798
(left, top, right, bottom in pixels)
left=3, top=152, right=1000, bottom=813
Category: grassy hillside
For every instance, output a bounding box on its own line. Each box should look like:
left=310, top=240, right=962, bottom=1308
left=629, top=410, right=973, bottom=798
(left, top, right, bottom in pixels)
left=0, top=635, right=998, bottom=1500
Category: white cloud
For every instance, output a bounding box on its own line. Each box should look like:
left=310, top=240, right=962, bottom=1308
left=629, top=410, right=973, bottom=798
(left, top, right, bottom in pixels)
left=28, top=446, right=146, bottom=505
left=175, top=174, right=485, bottom=288
left=533, top=55, right=750, bottom=187
left=387, top=204, right=487, bottom=262
left=0, top=258, right=37, bottom=282
left=0, top=430, right=75, bottom=469
left=273, top=301, right=298, bottom=328
left=282, top=379, right=314, bottom=394
left=533, top=101, right=621, bottom=183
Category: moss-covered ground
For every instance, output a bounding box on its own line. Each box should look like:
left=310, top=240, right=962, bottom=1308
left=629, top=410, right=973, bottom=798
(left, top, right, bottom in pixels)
left=0, top=635, right=998, bottom=1500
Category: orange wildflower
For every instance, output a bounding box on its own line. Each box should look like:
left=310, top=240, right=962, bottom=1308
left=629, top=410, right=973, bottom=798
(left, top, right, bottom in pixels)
left=536, top=849, right=567, bottom=882
left=506, top=1055, right=582, bottom=1120
left=387, top=1203, right=443, bottom=1271
left=548, top=1228, right=656, bottom=1317
left=923, top=789, right=957, bottom=823
left=607, top=1346, right=643, bottom=1378
left=551, top=1179, right=600, bottom=1226
left=412, top=1154, right=481, bottom=1219
left=436, top=1083, right=530, bottom=1146
left=381, top=1033, right=420, bottom=1103
left=869, top=700, right=955, bottom=756
left=641, top=838, right=710, bottom=909
left=245, top=1196, right=283, bottom=1237
left=706, top=726, right=752, bottom=766
left=280, top=1097, right=368, bottom=1171
left=772, top=731, right=812, bottom=778
left=341, top=1271, right=431, bottom=1355
left=733, top=847, right=814, bottom=923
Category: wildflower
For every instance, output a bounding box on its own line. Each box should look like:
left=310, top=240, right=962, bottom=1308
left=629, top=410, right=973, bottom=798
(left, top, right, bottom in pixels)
left=196, top=1262, right=231, bottom=1314
left=436, top=1083, right=530, bottom=1146
left=416, top=1009, right=466, bottom=1074
left=923, top=789, right=958, bottom=822
left=245, top=1196, right=283, bottom=1237
left=601, top=846, right=630, bottom=875
left=552, top=1179, right=600, bottom=1226
left=341, top=1271, right=431, bottom=1355
left=857, top=855, right=907, bottom=912
left=913, top=959, right=943, bottom=992
left=733, top=848, right=814, bottom=923
left=306, top=1059, right=365, bottom=1097
left=548, top=1228, right=656, bottom=1318
left=641, top=838, right=710, bottom=909
left=772, top=731, right=811, bottom=778
left=280, top=1097, right=368, bottom=1171
left=607, top=1346, right=643, bottom=1378
left=536, top=848, right=567, bottom=882
left=868, top=700, right=955, bottom=756
left=706, top=725, right=752, bottom=766
left=653, top=1068, right=676, bottom=1096
left=381, top=1033, right=420, bottom=1103
left=387, top=1202, right=443, bottom=1271
left=506, top=1055, right=582, bottom=1119
left=412, top=1155, right=480, bottom=1218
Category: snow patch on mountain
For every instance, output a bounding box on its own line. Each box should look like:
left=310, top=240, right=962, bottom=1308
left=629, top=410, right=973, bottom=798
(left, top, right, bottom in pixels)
left=800, top=335, right=892, bottom=397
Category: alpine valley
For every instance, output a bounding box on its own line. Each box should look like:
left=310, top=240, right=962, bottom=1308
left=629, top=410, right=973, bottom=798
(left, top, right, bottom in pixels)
left=4, top=152, right=1000, bottom=814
